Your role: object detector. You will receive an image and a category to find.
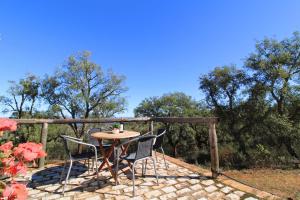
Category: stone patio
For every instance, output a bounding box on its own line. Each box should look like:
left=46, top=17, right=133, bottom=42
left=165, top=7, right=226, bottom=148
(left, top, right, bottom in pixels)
left=26, top=155, right=273, bottom=200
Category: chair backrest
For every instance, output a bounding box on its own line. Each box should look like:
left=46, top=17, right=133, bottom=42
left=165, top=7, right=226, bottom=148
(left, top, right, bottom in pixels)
left=60, top=135, right=72, bottom=158
left=153, top=129, right=166, bottom=150
left=86, top=128, right=102, bottom=146
left=135, top=135, right=156, bottom=160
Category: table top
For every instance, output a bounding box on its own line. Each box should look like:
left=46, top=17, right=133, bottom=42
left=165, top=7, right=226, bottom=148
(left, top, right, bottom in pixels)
left=91, top=130, right=140, bottom=140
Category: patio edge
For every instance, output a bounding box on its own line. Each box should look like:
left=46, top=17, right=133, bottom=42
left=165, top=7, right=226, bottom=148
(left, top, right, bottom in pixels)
left=156, top=152, right=280, bottom=200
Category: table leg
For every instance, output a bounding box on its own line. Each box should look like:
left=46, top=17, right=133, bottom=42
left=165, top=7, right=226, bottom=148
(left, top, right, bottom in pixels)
left=97, top=139, right=118, bottom=182
left=121, top=143, right=130, bottom=155
left=119, top=142, right=133, bottom=168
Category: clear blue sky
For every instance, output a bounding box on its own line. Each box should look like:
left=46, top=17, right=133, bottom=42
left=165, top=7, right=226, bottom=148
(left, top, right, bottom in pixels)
left=1, top=0, right=300, bottom=116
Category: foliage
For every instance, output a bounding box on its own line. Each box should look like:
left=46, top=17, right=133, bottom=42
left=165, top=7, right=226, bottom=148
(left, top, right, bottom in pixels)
left=0, top=74, right=40, bottom=119
left=134, top=32, right=300, bottom=168
left=198, top=32, right=300, bottom=168
left=112, top=123, right=120, bottom=129
left=135, top=92, right=210, bottom=163
left=41, top=51, right=127, bottom=138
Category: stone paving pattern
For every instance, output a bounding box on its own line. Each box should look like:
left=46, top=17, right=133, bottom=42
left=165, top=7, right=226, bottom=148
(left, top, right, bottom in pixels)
left=27, top=157, right=261, bottom=200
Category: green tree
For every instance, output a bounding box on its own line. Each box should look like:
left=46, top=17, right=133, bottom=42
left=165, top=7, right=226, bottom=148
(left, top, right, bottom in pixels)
left=199, top=66, right=249, bottom=155
left=0, top=74, right=40, bottom=118
left=245, top=32, right=300, bottom=115
left=41, top=51, right=127, bottom=138
left=0, top=74, right=41, bottom=143
left=245, top=32, right=300, bottom=158
left=135, top=92, right=210, bottom=162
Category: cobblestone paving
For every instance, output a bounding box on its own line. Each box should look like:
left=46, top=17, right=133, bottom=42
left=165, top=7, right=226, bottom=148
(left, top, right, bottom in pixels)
left=27, top=157, right=260, bottom=200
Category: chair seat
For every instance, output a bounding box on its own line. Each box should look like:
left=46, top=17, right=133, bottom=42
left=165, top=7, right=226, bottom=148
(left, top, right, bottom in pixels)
left=71, top=151, right=96, bottom=160
left=120, top=152, right=136, bottom=162
left=102, top=144, right=111, bottom=148
left=92, top=143, right=111, bottom=148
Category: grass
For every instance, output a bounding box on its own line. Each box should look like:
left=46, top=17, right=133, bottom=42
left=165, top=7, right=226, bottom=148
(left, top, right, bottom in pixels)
left=223, top=169, right=300, bottom=200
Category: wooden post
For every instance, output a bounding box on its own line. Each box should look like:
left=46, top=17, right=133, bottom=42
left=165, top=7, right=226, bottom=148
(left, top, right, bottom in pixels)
left=120, top=122, right=124, bottom=132
left=209, top=122, right=219, bottom=178
left=149, top=120, right=154, bottom=134
left=39, top=122, right=48, bottom=169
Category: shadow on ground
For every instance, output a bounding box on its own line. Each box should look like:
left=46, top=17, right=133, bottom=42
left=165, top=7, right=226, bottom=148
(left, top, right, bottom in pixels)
left=28, top=162, right=113, bottom=194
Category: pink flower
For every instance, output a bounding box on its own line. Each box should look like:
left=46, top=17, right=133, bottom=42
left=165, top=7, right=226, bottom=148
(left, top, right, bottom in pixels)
left=0, top=140, right=46, bottom=200
left=0, top=141, right=13, bottom=153
left=7, top=162, right=27, bottom=176
left=2, top=182, right=28, bottom=200
left=0, top=118, right=17, bottom=132
left=37, top=150, right=47, bottom=158
left=2, top=159, right=27, bottom=177
left=14, top=142, right=47, bottom=162
left=1, top=157, right=14, bottom=167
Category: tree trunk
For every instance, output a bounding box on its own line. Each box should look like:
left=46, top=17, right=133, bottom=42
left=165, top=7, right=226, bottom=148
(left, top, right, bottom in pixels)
left=283, top=137, right=299, bottom=159
left=173, top=145, right=178, bottom=157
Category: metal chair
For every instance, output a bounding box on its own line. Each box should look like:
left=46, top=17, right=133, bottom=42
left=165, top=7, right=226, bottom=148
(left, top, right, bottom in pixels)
left=86, top=127, right=111, bottom=148
left=115, top=135, right=159, bottom=197
left=153, top=129, right=168, bottom=169
left=59, top=135, right=99, bottom=194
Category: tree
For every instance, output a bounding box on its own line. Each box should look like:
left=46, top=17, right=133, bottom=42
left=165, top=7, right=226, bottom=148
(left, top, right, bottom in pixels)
left=135, top=92, right=209, bottom=162
left=199, top=66, right=249, bottom=154
left=0, top=74, right=40, bottom=118
left=245, top=32, right=300, bottom=115
left=245, top=32, right=300, bottom=158
left=41, top=51, right=127, bottom=138
left=0, top=74, right=41, bottom=143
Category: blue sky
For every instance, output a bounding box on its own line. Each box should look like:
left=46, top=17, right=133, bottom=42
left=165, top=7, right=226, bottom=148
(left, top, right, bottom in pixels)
left=1, top=0, right=300, bottom=116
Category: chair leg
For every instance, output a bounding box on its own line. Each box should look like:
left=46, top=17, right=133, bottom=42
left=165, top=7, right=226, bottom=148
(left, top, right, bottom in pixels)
left=63, top=160, right=73, bottom=194
left=142, top=160, right=145, bottom=177
left=114, top=149, right=120, bottom=186
left=154, top=150, right=158, bottom=162
left=144, top=159, right=148, bottom=175
left=60, top=161, right=68, bottom=184
left=87, top=159, right=90, bottom=175
left=92, top=159, right=95, bottom=172
left=161, top=147, right=168, bottom=169
left=94, top=158, right=100, bottom=186
left=132, top=161, right=136, bottom=197
left=151, top=157, right=159, bottom=185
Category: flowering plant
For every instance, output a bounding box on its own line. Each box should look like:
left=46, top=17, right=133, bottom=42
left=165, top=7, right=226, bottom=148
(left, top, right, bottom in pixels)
left=0, top=118, right=17, bottom=137
left=112, top=123, right=120, bottom=129
left=0, top=118, right=46, bottom=200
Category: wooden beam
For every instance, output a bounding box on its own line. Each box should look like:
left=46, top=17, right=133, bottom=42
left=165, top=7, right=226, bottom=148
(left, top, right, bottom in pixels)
left=209, top=122, right=219, bottom=178
left=15, top=117, right=151, bottom=124
left=15, top=117, right=219, bottom=125
left=153, top=117, right=218, bottom=124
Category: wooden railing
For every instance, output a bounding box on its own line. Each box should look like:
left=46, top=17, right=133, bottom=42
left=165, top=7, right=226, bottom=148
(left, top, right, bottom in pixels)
left=15, top=117, right=219, bottom=178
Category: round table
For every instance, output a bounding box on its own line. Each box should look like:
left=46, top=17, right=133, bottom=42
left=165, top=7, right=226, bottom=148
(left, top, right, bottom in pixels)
left=92, top=130, right=140, bottom=140
left=91, top=130, right=140, bottom=182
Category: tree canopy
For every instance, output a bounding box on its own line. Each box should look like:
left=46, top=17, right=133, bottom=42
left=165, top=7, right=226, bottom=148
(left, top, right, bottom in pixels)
left=0, top=74, right=40, bottom=119
left=135, top=92, right=210, bottom=162
left=41, top=51, right=127, bottom=137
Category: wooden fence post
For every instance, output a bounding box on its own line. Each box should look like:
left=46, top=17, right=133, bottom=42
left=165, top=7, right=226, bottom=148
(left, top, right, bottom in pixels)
left=209, top=122, right=219, bottom=178
left=39, top=122, right=48, bottom=169
left=149, top=120, right=154, bottom=134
